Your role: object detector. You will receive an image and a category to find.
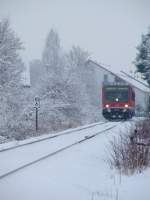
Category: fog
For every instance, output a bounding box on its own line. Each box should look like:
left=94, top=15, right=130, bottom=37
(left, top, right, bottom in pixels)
left=0, top=0, right=150, bottom=72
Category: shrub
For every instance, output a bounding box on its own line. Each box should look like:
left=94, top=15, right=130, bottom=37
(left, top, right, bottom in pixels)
left=108, top=119, right=150, bottom=175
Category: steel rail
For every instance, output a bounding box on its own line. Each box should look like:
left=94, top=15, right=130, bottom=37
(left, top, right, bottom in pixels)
left=0, top=122, right=107, bottom=153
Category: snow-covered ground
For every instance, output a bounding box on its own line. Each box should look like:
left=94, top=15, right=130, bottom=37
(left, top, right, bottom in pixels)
left=0, top=121, right=106, bottom=151
left=0, top=120, right=149, bottom=200
left=0, top=122, right=115, bottom=177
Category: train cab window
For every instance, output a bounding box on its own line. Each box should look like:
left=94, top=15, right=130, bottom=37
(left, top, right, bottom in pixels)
left=104, top=86, right=128, bottom=102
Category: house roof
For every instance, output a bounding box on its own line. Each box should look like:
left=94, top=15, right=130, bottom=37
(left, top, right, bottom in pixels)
left=87, top=59, right=150, bottom=93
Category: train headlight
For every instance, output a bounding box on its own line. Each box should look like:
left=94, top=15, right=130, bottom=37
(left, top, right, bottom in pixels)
left=124, top=104, right=129, bottom=108
left=105, top=104, right=109, bottom=108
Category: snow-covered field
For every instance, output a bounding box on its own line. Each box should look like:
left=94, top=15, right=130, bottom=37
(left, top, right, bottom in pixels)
left=0, top=120, right=149, bottom=200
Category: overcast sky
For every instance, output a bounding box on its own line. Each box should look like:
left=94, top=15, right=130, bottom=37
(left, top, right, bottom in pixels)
left=0, top=0, right=150, bottom=72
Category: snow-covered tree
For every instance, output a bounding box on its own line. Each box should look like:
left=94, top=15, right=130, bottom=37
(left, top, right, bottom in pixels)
left=64, top=46, right=94, bottom=124
left=65, top=46, right=102, bottom=123
left=65, top=46, right=89, bottom=103
left=34, top=29, right=67, bottom=131
left=30, top=59, right=43, bottom=87
left=29, top=30, right=100, bottom=132
left=134, top=27, right=150, bottom=85
left=0, top=19, right=24, bottom=137
left=42, top=29, right=61, bottom=74
left=42, top=30, right=65, bottom=99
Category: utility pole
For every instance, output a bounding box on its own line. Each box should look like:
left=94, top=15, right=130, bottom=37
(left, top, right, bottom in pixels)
left=34, top=97, right=40, bottom=131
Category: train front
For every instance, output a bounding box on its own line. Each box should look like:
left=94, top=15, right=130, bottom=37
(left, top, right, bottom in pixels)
left=102, top=85, right=135, bottom=120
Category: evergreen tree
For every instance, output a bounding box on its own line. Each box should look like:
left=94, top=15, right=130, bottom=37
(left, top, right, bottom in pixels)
left=37, top=29, right=67, bottom=131
left=42, top=29, right=61, bottom=74
left=134, top=27, right=150, bottom=85
left=40, top=29, right=65, bottom=100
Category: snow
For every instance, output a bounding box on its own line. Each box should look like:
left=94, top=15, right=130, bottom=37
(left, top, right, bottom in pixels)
left=0, top=120, right=150, bottom=200
left=118, top=73, right=149, bottom=93
left=0, top=122, right=115, bottom=176
left=0, top=121, right=106, bottom=151
left=89, top=59, right=149, bottom=93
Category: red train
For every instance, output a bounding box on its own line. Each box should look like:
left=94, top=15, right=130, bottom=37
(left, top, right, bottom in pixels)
left=102, top=84, right=135, bottom=120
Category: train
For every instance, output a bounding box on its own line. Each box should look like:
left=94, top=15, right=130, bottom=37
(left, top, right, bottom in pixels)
left=102, top=84, right=135, bottom=120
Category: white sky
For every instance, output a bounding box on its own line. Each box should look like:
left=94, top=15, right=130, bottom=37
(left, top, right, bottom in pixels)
left=0, top=0, right=150, bottom=72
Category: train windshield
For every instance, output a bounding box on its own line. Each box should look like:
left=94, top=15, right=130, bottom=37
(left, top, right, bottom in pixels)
left=104, top=86, right=128, bottom=102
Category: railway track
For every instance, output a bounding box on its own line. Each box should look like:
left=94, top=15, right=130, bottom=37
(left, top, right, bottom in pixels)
left=0, top=121, right=108, bottom=153
left=0, top=121, right=120, bottom=180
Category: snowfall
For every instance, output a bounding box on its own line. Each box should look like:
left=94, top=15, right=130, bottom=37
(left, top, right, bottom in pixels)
left=0, top=119, right=150, bottom=200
